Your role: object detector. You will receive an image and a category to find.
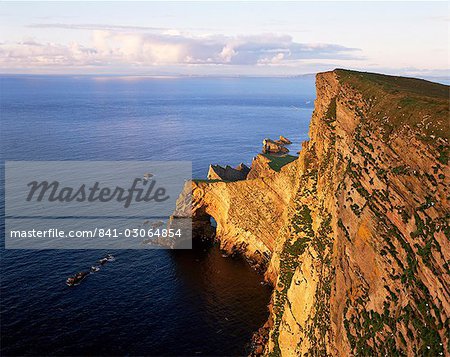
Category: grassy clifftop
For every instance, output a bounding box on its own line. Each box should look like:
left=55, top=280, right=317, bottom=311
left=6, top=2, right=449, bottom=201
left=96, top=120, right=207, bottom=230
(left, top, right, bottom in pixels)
left=334, top=69, right=449, bottom=144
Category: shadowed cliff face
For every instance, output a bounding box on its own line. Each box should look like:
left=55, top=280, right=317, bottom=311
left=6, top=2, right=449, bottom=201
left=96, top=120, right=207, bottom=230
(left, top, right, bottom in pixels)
left=173, top=70, right=450, bottom=356
left=173, top=154, right=300, bottom=275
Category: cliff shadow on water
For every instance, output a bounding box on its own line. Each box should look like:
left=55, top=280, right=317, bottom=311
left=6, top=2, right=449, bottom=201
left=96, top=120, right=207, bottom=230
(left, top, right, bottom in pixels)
left=168, top=226, right=273, bottom=356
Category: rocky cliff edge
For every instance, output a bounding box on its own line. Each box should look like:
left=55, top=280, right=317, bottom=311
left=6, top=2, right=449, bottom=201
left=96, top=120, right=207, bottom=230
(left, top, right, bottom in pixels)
left=172, top=69, right=450, bottom=356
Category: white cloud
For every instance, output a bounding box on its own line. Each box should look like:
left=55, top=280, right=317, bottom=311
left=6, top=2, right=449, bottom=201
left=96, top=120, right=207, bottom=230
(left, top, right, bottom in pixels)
left=219, top=44, right=237, bottom=63
left=0, top=27, right=362, bottom=70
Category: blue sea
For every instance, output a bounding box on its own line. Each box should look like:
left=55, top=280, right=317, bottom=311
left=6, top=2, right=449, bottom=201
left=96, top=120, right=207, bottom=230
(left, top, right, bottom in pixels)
left=0, top=75, right=315, bottom=356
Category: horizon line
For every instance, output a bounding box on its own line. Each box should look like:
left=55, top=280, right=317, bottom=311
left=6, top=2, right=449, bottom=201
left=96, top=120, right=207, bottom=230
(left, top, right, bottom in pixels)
left=1, top=72, right=449, bottom=83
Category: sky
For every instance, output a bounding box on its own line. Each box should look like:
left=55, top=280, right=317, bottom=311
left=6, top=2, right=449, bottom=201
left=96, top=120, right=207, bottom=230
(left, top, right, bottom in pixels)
left=0, top=1, right=448, bottom=77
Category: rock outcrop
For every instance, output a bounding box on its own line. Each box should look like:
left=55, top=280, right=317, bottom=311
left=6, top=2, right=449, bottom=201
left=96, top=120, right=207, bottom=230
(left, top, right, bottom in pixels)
left=207, top=163, right=250, bottom=181
left=172, top=69, right=450, bottom=356
left=278, top=136, right=292, bottom=145
left=263, top=138, right=290, bottom=154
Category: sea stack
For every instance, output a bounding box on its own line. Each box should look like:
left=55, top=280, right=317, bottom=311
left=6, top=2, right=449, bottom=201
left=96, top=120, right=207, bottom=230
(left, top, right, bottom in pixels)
left=262, top=138, right=289, bottom=154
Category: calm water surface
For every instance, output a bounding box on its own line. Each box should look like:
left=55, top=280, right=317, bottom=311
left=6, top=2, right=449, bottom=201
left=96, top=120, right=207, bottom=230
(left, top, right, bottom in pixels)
left=0, top=75, right=314, bottom=356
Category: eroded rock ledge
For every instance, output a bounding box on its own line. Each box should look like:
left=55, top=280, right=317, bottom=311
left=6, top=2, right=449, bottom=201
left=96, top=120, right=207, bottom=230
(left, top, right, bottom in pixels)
left=207, top=163, right=250, bottom=181
left=172, top=69, right=450, bottom=356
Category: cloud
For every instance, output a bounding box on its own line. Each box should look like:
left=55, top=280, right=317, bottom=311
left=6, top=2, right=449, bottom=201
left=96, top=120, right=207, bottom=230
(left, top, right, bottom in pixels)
left=0, top=28, right=362, bottom=70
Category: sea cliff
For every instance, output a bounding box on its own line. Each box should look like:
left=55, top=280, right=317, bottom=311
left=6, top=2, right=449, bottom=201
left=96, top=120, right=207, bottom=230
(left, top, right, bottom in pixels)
left=172, top=69, right=450, bottom=356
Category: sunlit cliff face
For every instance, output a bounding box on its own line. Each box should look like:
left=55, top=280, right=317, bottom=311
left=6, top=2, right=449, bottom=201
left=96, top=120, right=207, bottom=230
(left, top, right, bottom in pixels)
left=173, top=70, right=450, bottom=356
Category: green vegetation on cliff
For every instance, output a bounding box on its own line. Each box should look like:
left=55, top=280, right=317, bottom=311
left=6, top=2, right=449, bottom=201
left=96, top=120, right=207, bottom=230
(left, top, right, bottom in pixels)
left=261, top=154, right=298, bottom=172
left=335, top=69, right=449, bottom=144
left=182, top=69, right=449, bottom=357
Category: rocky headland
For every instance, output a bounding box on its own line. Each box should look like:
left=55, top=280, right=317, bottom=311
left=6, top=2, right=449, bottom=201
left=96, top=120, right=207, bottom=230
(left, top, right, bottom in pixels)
left=172, top=69, right=449, bottom=356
